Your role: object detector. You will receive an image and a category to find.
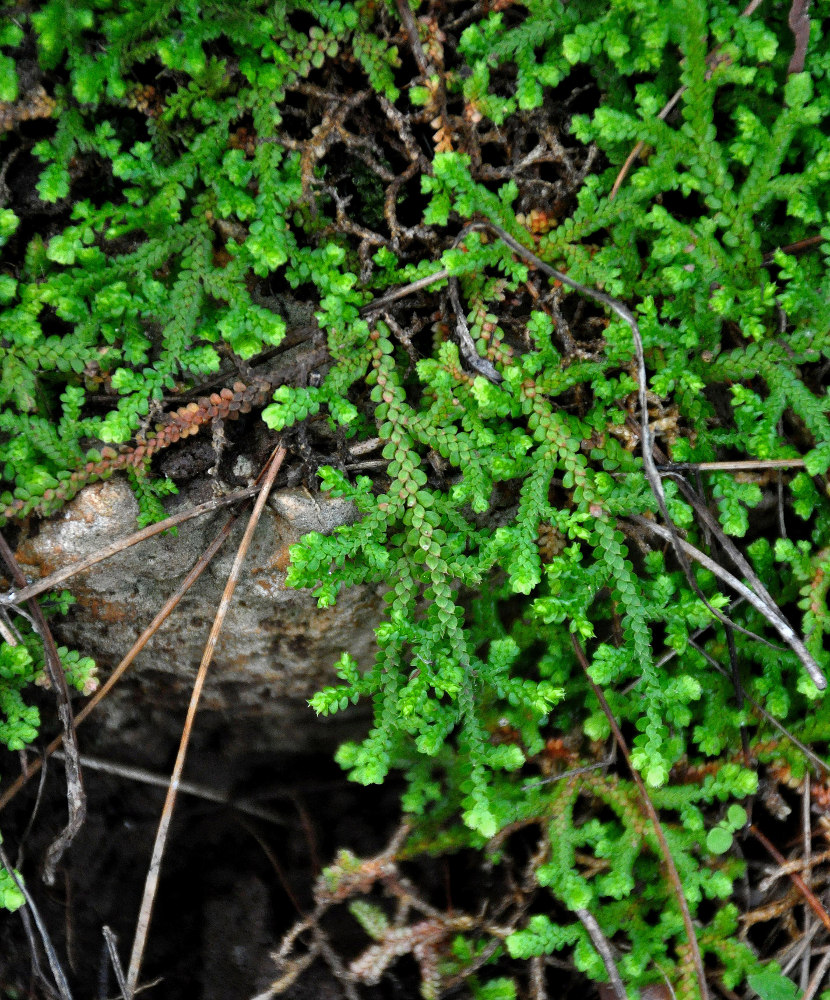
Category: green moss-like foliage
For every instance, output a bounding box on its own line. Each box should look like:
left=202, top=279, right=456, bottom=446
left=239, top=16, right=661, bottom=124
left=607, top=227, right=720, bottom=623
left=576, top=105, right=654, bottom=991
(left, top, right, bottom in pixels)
left=1, top=1, right=830, bottom=995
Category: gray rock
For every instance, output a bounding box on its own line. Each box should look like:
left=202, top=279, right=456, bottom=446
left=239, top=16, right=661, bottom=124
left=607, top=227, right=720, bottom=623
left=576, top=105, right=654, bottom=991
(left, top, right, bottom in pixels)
left=16, top=477, right=382, bottom=763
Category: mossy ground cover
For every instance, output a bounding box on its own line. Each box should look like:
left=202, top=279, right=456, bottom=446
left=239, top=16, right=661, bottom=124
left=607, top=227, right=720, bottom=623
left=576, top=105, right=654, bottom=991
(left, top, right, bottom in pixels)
left=1, top=1, right=830, bottom=997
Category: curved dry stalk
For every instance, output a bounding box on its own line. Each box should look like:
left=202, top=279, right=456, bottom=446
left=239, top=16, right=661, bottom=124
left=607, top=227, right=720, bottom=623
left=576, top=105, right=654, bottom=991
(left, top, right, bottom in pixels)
left=0, top=533, right=85, bottom=885
left=631, top=515, right=824, bottom=689
left=571, top=635, right=709, bottom=1000
left=0, top=512, right=238, bottom=813
left=0, top=483, right=263, bottom=607
left=125, top=445, right=286, bottom=998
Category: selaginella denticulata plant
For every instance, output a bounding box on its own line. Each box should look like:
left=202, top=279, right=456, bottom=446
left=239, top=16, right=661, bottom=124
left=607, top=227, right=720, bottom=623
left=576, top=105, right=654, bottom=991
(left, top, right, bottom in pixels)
left=1, top=0, right=829, bottom=997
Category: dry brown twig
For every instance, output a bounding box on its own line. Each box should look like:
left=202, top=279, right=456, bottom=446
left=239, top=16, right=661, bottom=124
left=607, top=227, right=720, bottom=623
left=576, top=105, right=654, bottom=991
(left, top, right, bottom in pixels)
left=787, top=0, right=812, bottom=75
left=0, top=483, right=263, bottom=607
left=124, top=444, right=287, bottom=998
left=0, top=839, right=73, bottom=1000
left=749, top=824, right=830, bottom=936
left=801, top=775, right=814, bottom=991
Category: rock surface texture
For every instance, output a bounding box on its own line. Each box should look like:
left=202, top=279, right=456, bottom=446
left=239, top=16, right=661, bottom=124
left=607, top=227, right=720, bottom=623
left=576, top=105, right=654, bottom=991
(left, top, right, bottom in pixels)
left=16, top=477, right=382, bottom=762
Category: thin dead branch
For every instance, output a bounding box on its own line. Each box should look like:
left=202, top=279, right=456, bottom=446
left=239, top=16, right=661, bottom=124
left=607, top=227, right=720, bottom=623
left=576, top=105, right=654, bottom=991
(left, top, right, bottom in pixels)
left=0, top=840, right=73, bottom=1000
left=802, top=776, right=813, bottom=991
left=658, top=459, right=806, bottom=472
left=787, top=0, right=812, bottom=75
left=749, top=824, right=830, bottom=935
left=0, top=533, right=85, bottom=884
left=102, top=926, right=129, bottom=1000
left=0, top=484, right=263, bottom=607
left=575, top=908, right=627, bottom=1000
left=631, top=515, right=824, bottom=689
left=802, top=949, right=830, bottom=1000
left=53, top=751, right=288, bottom=826
left=125, top=445, right=287, bottom=998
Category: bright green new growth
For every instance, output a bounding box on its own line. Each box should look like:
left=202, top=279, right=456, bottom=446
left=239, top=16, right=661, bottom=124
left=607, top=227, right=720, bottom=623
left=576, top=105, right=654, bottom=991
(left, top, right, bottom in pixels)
left=1, top=0, right=830, bottom=995
left=0, top=592, right=96, bottom=752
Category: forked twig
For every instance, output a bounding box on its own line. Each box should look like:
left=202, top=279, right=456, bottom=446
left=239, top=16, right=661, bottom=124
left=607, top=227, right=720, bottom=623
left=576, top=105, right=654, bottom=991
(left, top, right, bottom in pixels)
left=608, top=0, right=764, bottom=200
left=125, top=445, right=287, bottom=997
left=632, top=515, right=824, bottom=689
left=749, top=824, right=830, bottom=936
left=571, top=635, right=708, bottom=1000
left=608, top=89, right=685, bottom=202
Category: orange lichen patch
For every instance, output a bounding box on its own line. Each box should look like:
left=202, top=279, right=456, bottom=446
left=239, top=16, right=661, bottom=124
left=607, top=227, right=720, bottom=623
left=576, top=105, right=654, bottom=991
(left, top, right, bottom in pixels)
left=542, top=736, right=579, bottom=763
left=251, top=555, right=292, bottom=594
left=13, top=541, right=65, bottom=581
left=76, top=594, right=131, bottom=624
left=265, top=543, right=294, bottom=574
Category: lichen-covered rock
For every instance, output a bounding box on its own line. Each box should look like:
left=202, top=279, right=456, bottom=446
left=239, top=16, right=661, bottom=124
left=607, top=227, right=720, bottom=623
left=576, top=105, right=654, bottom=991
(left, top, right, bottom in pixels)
left=16, top=478, right=382, bottom=761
